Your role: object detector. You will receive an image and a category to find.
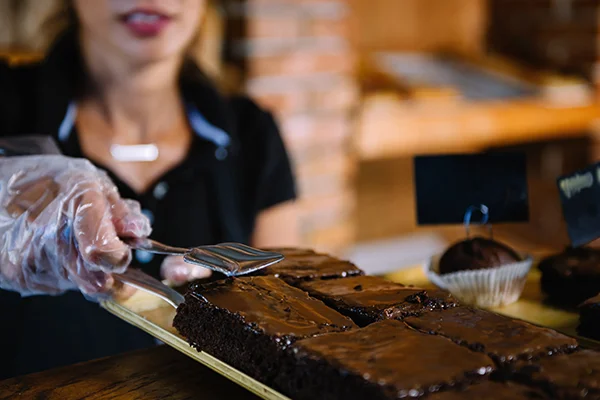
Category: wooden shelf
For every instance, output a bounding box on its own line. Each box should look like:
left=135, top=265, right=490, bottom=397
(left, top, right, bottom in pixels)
left=355, top=51, right=600, bottom=161
left=355, top=96, right=600, bottom=160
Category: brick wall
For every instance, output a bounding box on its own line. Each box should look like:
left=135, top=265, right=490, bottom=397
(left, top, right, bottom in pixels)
left=223, top=0, right=359, bottom=254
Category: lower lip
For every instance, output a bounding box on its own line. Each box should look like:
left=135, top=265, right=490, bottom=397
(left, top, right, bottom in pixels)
left=122, top=17, right=171, bottom=37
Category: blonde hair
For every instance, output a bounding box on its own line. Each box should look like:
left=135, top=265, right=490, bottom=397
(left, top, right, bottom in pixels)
left=1, top=0, right=226, bottom=80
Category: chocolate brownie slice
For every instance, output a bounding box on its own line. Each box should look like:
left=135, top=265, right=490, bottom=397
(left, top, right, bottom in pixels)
left=515, top=350, right=600, bottom=399
left=255, top=248, right=363, bottom=285
left=404, top=307, right=578, bottom=363
left=538, top=247, right=600, bottom=306
left=578, top=293, right=600, bottom=340
left=275, top=320, right=495, bottom=400
left=427, top=381, right=548, bottom=399
left=173, top=276, right=357, bottom=382
left=296, top=275, right=458, bottom=326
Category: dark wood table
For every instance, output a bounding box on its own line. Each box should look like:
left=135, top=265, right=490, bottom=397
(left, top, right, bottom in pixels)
left=0, top=345, right=259, bottom=400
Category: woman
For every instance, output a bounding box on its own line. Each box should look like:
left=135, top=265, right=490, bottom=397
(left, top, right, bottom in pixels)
left=0, top=0, right=299, bottom=378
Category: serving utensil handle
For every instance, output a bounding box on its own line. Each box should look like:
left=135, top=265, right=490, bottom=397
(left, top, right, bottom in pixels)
left=121, top=237, right=188, bottom=256
left=113, top=268, right=184, bottom=308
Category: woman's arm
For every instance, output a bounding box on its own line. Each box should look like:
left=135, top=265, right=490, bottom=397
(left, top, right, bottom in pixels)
left=252, top=200, right=301, bottom=248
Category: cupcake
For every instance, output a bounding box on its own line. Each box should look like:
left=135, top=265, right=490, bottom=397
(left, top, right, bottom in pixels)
left=538, top=246, right=600, bottom=307
left=426, top=236, right=533, bottom=307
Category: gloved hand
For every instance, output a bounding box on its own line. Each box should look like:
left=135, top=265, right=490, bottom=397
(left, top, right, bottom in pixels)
left=0, top=155, right=151, bottom=296
left=160, top=255, right=212, bottom=286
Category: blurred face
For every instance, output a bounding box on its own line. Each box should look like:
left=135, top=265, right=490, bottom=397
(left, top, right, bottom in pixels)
left=73, top=0, right=205, bottom=63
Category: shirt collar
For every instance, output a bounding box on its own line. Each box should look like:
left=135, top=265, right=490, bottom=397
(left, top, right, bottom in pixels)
left=56, top=100, right=232, bottom=150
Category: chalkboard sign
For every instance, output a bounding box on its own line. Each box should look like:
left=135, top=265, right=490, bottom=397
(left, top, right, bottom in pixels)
left=557, top=162, right=600, bottom=247
left=414, top=153, right=529, bottom=225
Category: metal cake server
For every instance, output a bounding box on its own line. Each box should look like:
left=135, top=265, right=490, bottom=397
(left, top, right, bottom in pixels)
left=121, top=237, right=284, bottom=277
left=114, top=267, right=185, bottom=308
left=111, top=240, right=284, bottom=308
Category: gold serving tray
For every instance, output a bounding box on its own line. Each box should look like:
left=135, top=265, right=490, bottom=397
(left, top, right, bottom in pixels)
left=101, top=293, right=290, bottom=400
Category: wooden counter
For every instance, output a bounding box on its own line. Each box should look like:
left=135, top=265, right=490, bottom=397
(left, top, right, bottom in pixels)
left=0, top=344, right=258, bottom=400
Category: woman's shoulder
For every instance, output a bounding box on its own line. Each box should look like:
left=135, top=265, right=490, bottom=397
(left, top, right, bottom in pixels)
left=0, top=57, right=42, bottom=92
left=226, top=94, right=281, bottom=141
left=0, top=58, right=44, bottom=135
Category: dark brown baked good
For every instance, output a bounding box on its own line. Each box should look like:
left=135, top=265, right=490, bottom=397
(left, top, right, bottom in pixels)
left=426, top=381, right=548, bottom=399
left=275, top=320, right=495, bottom=400
left=538, top=246, right=600, bottom=306
left=439, top=236, right=522, bottom=275
left=296, top=275, right=458, bottom=326
left=254, top=248, right=364, bottom=285
left=514, top=350, right=600, bottom=399
left=578, top=293, right=600, bottom=340
left=404, top=307, right=578, bottom=363
left=173, top=276, right=356, bottom=382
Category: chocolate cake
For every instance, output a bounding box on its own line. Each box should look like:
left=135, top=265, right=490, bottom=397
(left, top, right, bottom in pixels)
left=538, top=246, right=600, bottom=306
left=439, top=236, right=522, bottom=274
left=404, top=307, right=578, bottom=363
left=515, top=350, right=600, bottom=399
left=426, top=381, right=548, bottom=400
left=275, top=320, right=495, bottom=400
left=255, top=248, right=364, bottom=285
left=173, top=276, right=356, bottom=382
left=578, top=293, right=600, bottom=340
left=296, top=275, right=458, bottom=326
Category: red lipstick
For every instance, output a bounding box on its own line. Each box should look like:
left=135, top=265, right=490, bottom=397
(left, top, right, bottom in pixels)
left=120, top=9, right=171, bottom=37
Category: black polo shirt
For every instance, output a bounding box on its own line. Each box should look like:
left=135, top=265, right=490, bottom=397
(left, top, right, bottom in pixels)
left=0, top=31, right=296, bottom=378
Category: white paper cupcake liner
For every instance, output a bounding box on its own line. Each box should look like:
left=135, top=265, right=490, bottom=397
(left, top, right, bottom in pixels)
left=424, top=254, right=533, bottom=308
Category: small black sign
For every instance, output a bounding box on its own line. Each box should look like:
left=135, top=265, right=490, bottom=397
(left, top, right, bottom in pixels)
left=414, top=153, right=529, bottom=225
left=557, top=162, right=600, bottom=247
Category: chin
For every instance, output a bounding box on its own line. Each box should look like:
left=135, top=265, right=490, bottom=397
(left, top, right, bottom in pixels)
left=120, top=40, right=188, bottom=64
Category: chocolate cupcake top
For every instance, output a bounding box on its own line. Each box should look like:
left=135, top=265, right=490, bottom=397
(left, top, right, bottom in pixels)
left=538, top=246, right=600, bottom=276
left=439, top=236, right=522, bottom=275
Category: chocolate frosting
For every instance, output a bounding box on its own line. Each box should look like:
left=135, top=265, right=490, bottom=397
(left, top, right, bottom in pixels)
left=297, top=276, right=458, bottom=320
left=580, top=293, right=600, bottom=308
left=188, top=276, right=356, bottom=338
left=517, top=350, right=600, bottom=399
left=256, top=249, right=363, bottom=282
left=293, top=320, right=494, bottom=398
left=539, top=246, right=600, bottom=276
left=404, top=307, right=578, bottom=362
left=439, top=236, right=522, bottom=274
left=427, top=381, right=547, bottom=400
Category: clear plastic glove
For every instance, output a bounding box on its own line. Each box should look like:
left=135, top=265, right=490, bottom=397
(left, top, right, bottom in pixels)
left=0, top=155, right=151, bottom=296
left=160, top=255, right=212, bottom=286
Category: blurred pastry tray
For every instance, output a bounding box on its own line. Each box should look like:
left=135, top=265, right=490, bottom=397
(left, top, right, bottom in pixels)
left=101, top=267, right=600, bottom=400
left=373, top=52, right=539, bottom=101
left=101, top=295, right=290, bottom=400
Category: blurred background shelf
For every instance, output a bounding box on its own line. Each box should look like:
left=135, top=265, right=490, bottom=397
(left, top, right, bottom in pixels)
left=356, top=88, right=600, bottom=161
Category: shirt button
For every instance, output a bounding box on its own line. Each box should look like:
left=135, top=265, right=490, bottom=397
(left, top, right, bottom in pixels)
left=215, top=147, right=228, bottom=161
left=153, top=182, right=169, bottom=200
left=141, top=209, right=154, bottom=225
left=135, top=250, right=154, bottom=264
